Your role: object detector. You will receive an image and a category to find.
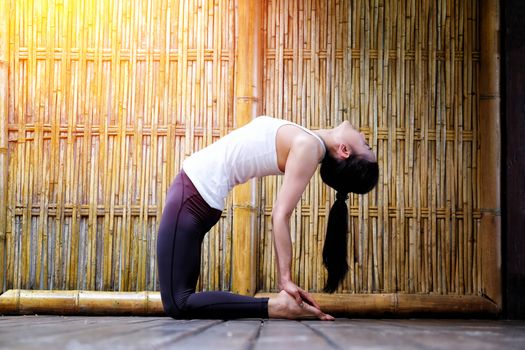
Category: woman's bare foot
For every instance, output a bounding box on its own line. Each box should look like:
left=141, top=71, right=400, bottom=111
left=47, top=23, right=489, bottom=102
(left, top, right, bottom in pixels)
left=268, top=290, right=335, bottom=321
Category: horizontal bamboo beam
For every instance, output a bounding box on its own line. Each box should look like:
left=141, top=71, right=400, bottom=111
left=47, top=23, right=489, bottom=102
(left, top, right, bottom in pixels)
left=0, top=289, right=499, bottom=317
left=255, top=293, right=500, bottom=317
left=0, top=290, right=163, bottom=316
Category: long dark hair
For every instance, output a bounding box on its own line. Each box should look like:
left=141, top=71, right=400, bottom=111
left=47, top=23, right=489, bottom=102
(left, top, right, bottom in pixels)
left=320, top=153, right=379, bottom=292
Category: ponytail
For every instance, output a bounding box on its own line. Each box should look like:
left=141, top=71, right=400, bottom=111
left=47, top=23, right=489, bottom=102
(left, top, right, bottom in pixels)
left=322, top=191, right=349, bottom=293
left=320, top=153, right=379, bottom=293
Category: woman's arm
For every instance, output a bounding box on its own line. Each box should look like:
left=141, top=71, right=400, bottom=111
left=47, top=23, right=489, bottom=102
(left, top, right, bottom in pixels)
left=272, top=137, right=322, bottom=308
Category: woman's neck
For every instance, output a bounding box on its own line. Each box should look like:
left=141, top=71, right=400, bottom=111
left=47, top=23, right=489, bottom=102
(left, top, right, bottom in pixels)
left=314, top=128, right=337, bottom=157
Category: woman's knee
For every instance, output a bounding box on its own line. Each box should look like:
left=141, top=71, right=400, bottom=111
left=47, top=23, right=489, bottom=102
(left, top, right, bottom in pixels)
left=162, top=290, right=192, bottom=319
left=167, top=306, right=187, bottom=319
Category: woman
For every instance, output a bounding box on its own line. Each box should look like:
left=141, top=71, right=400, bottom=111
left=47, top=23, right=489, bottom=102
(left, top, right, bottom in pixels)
left=157, top=116, right=378, bottom=320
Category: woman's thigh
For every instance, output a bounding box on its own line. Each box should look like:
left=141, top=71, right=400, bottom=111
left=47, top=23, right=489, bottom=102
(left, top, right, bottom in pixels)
left=156, top=171, right=221, bottom=314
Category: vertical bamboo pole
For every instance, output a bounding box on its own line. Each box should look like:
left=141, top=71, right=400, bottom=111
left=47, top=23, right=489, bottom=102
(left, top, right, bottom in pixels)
left=479, top=0, right=501, bottom=308
left=0, top=0, right=10, bottom=292
left=231, top=0, right=263, bottom=296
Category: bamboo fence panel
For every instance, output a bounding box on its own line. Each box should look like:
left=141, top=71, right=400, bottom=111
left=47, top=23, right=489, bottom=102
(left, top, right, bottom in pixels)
left=260, top=0, right=483, bottom=295
left=2, top=0, right=236, bottom=293
left=1, top=0, right=498, bottom=306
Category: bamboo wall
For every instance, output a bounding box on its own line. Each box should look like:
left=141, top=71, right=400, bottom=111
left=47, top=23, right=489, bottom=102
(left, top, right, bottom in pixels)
left=260, top=0, right=482, bottom=294
left=1, top=0, right=491, bottom=301
left=1, top=0, right=236, bottom=292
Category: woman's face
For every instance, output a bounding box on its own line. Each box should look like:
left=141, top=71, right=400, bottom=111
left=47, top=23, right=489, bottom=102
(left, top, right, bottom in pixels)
left=336, top=121, right=376, bottom=162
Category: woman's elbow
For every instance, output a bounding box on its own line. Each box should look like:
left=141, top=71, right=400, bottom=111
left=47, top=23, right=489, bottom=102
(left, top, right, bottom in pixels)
left=272, top=204, right=292, bottom=223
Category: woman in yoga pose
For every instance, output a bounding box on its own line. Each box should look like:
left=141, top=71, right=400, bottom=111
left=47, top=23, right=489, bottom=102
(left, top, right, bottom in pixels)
left=157, top=116, right=378, bottom=320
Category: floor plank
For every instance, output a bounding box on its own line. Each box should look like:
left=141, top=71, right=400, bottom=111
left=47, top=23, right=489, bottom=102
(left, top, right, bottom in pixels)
left=162, top=319, right=262, bottom=350
left=377, top=319, right=525, bottom=349
left=102, top=319, right=221, bottom=349
left=304, top=319, right=426, bottom=349
left=306, top=319, right=525, bottom=350
left=1, top=316, right=524, bottom=350
left=253, top=319, right=335, bottom=350
left=0, top=317, right=218, bottom=350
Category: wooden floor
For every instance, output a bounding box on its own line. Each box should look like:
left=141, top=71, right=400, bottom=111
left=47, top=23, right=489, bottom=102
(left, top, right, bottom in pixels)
left=1, top=316, right=524, bottom=350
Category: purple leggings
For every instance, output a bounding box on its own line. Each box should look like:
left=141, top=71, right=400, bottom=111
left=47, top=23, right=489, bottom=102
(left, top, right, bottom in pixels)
left=157, top=170, right=269, bottom=319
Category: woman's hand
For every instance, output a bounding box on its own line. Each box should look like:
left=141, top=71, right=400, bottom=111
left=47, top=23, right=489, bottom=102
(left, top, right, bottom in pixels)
left=280, top=280, right=321, bottom=310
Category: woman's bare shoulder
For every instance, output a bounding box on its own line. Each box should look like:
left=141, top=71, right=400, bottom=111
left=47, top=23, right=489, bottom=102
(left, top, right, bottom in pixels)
left=276, top=125, right=324, bottom=171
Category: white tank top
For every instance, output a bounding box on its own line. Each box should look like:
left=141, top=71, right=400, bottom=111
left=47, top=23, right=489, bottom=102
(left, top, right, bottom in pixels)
left=182, top=116, right=326, bottom=210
